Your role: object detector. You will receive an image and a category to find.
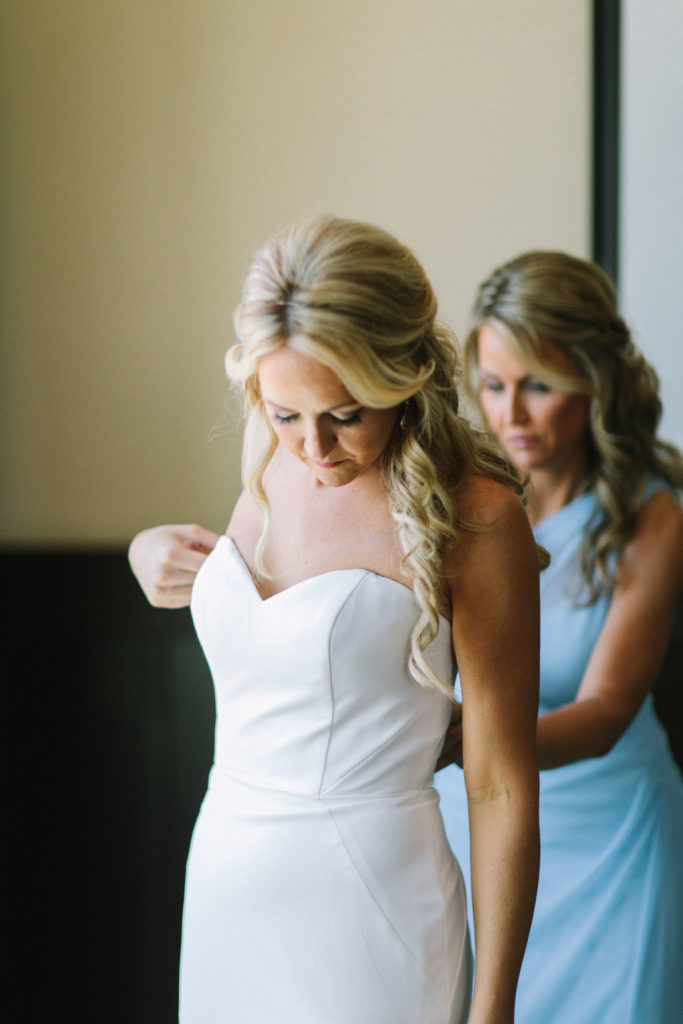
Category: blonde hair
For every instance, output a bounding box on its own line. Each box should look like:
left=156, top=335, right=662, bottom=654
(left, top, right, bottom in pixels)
left=226, top=214, right=524, bottom=696
left=464, top=250, right=682, bottom=600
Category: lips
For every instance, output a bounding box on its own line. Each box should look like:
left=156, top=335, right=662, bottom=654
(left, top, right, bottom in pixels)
left=505, top=435, right=538, bottom=448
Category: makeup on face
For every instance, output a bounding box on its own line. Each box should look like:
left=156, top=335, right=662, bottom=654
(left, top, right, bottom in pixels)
left=477, top=323, right=590, bottom=480
left=258, top=347, right=398, bottom=487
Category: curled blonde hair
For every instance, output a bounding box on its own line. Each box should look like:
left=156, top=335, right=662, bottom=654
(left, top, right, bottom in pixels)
left=464, top=250, right=682, bottom=600
left=226, top=215, right=524, bottom=696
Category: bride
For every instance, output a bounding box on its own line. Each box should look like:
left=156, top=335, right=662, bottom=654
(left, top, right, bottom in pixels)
left=129, top=214, right=541, bottom=1024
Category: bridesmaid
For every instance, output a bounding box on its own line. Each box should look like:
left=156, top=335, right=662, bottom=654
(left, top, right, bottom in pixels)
left=437, top=250, right=683, bottom=1024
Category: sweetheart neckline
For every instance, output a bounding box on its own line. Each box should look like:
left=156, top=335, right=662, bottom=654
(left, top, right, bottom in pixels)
left=218, top=535, right=451, bottom=626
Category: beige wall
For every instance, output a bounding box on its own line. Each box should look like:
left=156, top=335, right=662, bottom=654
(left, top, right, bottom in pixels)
left=1, top=0, right=591, bottom=545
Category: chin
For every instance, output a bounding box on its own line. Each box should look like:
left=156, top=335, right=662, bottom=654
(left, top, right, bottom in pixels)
left=316, top=469, right=357, bottom=487
left=311, top=461, right=362, bottom=487
left=506, top=448, right=543, bottom=471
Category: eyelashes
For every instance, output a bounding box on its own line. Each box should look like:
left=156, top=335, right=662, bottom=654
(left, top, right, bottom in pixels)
left=481, top=380, right=552, bottom=395
left=330, top=412, right=362, bottom=426
left=271, top=411, right=363, bottom=427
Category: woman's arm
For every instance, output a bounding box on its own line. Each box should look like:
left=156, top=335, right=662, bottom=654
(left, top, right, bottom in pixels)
left=128, top=523, right=221, bottom=607
left=448, top=478, right=540, bottom=1024
left=536, top=490, right=683, bottom=769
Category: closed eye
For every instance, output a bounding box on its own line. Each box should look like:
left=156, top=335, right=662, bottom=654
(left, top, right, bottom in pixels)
left=329, top=411, right=362, bottom=426
left=269, top=410, right=363, bottom=426
left=481, top=377, right=552, bottom=395
left=524, top=379, right=552, bottom=394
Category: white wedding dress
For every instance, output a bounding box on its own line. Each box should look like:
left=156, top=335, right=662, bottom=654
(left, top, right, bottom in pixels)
left=179, top=535, right=472, bottom=1023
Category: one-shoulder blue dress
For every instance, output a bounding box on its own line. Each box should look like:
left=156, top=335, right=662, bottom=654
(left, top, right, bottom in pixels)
left=436, top=482, right=683, bottom=1023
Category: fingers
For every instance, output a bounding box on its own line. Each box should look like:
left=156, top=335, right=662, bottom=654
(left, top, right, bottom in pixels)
left=128, top=523, right=219, bottom=608
left=157, top=525, right=221, bottom=577
left=436, top=739, right=464, bottom=772
left=436, top=707, right=464, bottom=771
left=160, top=541, right=209, bottom=576
left=183, top=524, right=222, bottom=556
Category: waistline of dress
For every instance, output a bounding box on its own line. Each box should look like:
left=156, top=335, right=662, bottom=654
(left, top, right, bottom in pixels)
left=210, top=762, right=439, bottom=806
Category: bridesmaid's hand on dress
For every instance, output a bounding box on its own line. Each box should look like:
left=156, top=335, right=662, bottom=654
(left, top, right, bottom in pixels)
left=436, top=702, right=464, bottom=770
left=128, top=523, right=220, bottom=608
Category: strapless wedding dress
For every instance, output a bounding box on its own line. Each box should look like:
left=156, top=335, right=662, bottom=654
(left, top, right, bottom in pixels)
left=180, top=535, right=471, bottom=1023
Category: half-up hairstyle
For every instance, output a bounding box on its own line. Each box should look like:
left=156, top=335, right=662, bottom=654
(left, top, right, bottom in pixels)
left=226, top=214, right=525, bottom=696
left=464, top=250, right=682, bottom=601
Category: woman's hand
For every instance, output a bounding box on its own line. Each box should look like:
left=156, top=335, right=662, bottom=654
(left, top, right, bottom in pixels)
left=128, top=523, right=221, bottom=608
left=436, top=702, right=463, bottom=770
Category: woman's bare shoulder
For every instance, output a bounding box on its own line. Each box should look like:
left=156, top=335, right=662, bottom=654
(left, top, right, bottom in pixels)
left=456, top=472, right=528, bottom=530
left=227, top=489, right=261, bottom=542
left=639, top=487, right=682, bottom=530
left=618, top=487, right=683, bottom=585
left=444, top=474, right=539, bottom=650
left=442, top=473, right=536, bottom=586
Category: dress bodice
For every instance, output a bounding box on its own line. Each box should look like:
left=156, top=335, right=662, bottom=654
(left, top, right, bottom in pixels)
left=533, top=492, right=607, bottom=712
left=190, top=536, right=455, bottom=797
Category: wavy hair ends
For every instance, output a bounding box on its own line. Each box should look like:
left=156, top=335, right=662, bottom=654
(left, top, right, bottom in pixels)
left=225, top=214, right=526, bottom=696
left=464, top=250, right=682, bottom=599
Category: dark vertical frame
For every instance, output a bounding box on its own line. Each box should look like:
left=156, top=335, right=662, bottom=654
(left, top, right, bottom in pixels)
left=592, top=0, right=621, bottom=283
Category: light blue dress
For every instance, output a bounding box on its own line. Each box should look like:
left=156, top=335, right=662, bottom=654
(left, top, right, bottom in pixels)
left=436, top=482, right=683, bottom=1023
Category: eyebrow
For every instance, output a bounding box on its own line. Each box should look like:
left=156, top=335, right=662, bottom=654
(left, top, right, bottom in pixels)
left=480, top=369, right=535, bottom=384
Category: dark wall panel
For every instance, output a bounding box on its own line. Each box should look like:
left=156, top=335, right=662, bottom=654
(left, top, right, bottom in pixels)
left=1, top=551, right=215, bottom=1022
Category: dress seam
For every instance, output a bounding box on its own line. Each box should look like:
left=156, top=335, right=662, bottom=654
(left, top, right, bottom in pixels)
left=317, top=573, right=369, bottom=797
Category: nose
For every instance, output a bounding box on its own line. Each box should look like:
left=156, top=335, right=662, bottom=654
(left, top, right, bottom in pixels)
left=303, top=420, right=336, bottom=460
left=503, top=386, right=529, bottom=425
